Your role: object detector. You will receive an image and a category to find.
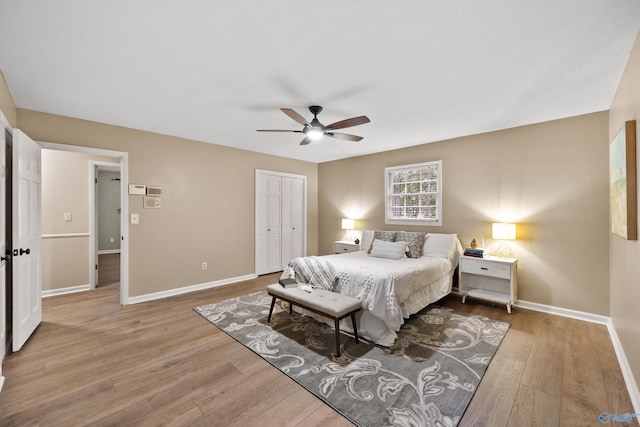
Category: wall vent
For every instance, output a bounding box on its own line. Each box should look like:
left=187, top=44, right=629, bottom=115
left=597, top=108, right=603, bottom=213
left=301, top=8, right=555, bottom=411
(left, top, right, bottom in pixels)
left=146, top=186, right=162, bottom=196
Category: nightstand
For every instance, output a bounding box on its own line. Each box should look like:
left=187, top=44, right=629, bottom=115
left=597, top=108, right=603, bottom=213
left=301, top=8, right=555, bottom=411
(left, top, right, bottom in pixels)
left=459, top=256, right=518, bottom=313
left=334, top=241, right=360, bottom=254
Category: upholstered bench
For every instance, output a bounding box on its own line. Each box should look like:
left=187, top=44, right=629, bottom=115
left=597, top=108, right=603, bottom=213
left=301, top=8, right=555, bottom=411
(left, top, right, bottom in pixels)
left=266, top=283, right=362, bottom=357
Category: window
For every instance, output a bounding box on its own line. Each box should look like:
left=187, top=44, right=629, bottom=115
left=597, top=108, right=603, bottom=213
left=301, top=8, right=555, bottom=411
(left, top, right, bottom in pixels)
left=385, top=160, right=442, bottom=226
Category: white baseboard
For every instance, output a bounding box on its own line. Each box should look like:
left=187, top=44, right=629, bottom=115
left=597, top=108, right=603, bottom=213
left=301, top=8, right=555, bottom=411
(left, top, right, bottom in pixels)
left=42, top=284, right=91, bottom=298
left=127, top=274, right=258, bottom=305
left=515, top=299, right=609, bottom=324
left=98, top=249, right=121, bottom=255
left=607, top=321, right=640, bottom=414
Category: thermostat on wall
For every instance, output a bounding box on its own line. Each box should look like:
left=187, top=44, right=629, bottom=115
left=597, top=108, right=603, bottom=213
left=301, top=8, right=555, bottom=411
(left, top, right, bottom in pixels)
left=129, top=184, right=146, bottom=195
left=144, top=196, right=161, bottom=209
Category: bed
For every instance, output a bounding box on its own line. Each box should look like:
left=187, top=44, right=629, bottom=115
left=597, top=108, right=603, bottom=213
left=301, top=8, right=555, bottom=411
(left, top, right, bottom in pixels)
left=280, top=231, right=463, bottom=346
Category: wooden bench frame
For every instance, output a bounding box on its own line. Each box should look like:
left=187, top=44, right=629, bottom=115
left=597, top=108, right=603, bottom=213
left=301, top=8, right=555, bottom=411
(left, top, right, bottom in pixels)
left=267, top=289, right=361, bottom=357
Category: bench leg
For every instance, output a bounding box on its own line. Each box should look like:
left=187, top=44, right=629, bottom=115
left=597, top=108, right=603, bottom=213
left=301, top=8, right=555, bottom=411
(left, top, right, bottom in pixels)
left=268, top=296, right=277, bottom=323
left=334, top=318, right=341, bottom=357
left=350, top=312, right=359, bottom=344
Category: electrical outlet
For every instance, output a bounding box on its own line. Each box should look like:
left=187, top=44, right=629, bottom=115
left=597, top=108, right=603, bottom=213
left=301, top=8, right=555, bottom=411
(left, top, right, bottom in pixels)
left=202, top=262, right=207, bottom=271
left=64, top=212, right=72, bottom=222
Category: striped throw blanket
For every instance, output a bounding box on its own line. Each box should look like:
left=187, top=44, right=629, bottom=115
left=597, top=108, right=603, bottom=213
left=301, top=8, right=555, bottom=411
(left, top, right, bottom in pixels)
left=281, top=256, right=337, bottom=290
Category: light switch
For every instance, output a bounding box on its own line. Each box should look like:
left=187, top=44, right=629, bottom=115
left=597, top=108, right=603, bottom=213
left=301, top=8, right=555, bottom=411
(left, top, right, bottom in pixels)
left=64, top=212, right=72, bottom=222
left=131, top=213, right=139, bottom=224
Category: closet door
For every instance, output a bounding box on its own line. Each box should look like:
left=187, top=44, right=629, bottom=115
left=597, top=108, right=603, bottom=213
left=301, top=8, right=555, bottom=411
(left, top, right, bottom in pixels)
left=266, top=176, right=282, bottom=272
left=255, top=170, right=305, bottom=275
left=281, top=176, right=304, bottom=269
left=255, top=173, right=269, bottom=275
left=255, top=172, right=281, bottom=275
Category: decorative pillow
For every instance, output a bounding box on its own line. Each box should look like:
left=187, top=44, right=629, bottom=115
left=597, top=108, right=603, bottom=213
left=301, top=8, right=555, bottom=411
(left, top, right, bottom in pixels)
left=368, top=230, right=397, bottom=253
left=396, top=231, right=426, bottom=258
left=360, top=230, right=375, bottom=252
left=422, top=233, right=458, bottom=259
left=369, top=239, right=407, bottom=260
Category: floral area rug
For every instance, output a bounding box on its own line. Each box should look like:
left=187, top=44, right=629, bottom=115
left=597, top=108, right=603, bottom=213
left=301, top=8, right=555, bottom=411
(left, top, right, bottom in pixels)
left=193, top=290, right=509, bottom=427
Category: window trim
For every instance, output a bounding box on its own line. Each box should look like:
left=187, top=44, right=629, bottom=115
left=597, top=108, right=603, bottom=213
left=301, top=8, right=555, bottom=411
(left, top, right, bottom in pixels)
left=384, top=160, right=442, bottom=227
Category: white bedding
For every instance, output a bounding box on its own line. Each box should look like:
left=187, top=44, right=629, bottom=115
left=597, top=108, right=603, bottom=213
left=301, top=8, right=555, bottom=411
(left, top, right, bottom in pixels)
left=330, top=251, right=451, bottom=321
left=284, top=246, right=459, bottom=346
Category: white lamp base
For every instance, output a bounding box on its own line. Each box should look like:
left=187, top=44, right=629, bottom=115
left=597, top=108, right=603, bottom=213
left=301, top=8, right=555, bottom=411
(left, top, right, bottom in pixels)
left=494, top=241, right=514, bottom=258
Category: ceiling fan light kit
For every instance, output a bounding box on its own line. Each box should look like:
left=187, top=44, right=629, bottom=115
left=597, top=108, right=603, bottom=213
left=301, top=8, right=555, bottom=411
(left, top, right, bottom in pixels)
left=257, top=105, right=370, bottom=145
left=307, top=129, right=324, bottom=141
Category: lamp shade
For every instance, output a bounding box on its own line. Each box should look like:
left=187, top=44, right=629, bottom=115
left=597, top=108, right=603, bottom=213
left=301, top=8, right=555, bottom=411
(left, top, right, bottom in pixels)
left=492, top=223, right=516, bottom=240
left=341, top=218, right=355, bottom=230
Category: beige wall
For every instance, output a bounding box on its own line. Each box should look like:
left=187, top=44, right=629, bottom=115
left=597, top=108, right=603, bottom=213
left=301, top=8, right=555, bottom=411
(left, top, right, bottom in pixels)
left=0, top=70, right=17, bottom=127
left=41, top=150, right=119, bottom=291
left=19, top=109, right=319, bottom=297
left=319, top=112, right=610, bottom=315
left=609, top=31, right=640, bottom=397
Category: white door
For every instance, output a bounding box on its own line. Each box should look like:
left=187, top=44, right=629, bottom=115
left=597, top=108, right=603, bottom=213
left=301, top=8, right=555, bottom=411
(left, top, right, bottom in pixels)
left=256, top=170, right=306, bottom=275
left=267, top=175, right=282, bottom=273
left=255, top=173, right=282, bottom=275
left=12, top=129, right=41, bottom=352
left=255, top=172, right=270, bottom=275
left=291, top=177, right=304, bottom=259
left=0, top=120, right=7, bottom=365
left=281, top=176, right=304, bottom=269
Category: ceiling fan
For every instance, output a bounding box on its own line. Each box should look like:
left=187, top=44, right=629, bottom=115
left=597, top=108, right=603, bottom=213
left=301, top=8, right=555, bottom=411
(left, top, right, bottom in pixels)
left=257, top=105, right=370, bottom=145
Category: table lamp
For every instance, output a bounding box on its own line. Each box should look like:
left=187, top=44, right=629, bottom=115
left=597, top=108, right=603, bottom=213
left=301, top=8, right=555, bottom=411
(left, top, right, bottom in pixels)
left=492, top=222, right=516, bottom=258
left=341, top=218, right=359, bottom=244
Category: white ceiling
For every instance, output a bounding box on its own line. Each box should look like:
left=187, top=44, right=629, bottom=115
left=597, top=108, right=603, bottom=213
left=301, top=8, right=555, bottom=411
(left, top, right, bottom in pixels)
left=1, top=1, right=639, bottom=163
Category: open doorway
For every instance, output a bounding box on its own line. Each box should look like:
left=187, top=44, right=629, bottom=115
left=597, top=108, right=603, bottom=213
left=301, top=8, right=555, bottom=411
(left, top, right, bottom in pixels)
left=91, top=162, right=121, bottom=289
left=40, top=142, right=129, bottom=305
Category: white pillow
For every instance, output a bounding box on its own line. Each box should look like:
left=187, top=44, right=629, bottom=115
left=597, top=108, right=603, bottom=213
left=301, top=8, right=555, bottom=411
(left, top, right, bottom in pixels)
left=369, top=239, right=407, bottom=260
left=360, top=230, right=374, bottom=252
left=422, top=233, right=458, bottom=259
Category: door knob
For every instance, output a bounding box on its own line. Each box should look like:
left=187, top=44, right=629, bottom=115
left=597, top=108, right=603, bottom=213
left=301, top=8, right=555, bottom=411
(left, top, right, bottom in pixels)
left=19, top=248, right=30, bottom=255
left=1, top=253, right=9, bottom=262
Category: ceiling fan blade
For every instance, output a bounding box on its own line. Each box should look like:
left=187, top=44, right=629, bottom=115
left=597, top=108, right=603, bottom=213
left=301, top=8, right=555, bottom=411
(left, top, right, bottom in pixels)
left=326, top=132, right=363, bottom=142
left=256, top=129, right=301, bottom=133
left=281, top=108, right=309, bottom=126
left=299, top=136, right=313, bottom=145
left=325, top=115, right=370, bottom=130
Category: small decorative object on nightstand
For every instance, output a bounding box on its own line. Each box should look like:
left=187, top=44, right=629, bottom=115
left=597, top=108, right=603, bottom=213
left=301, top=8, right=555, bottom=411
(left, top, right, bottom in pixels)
left=334, top=240, right=359, bottom=254
left=459, top=255, right=518, bottom=313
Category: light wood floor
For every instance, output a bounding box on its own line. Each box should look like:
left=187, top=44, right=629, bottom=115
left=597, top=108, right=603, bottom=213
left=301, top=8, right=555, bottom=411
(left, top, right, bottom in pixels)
left=97, top=253, right=120, bottom=288
left=0, top=273, right=637, bottom=426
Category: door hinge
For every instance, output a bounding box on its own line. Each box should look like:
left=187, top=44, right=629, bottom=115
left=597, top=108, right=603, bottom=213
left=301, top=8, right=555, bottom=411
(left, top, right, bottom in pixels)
left=95, top=264, right=98, bottom=270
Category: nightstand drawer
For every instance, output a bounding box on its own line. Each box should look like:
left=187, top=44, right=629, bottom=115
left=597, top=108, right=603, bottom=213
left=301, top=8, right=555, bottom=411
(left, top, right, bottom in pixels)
left=460, top=259, right=511, bottom=279
left=334, top=241, right=359, bottom=254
